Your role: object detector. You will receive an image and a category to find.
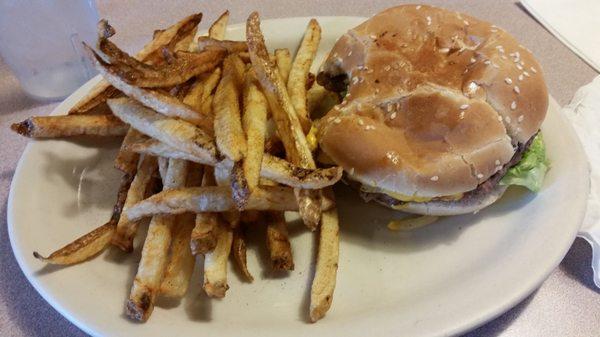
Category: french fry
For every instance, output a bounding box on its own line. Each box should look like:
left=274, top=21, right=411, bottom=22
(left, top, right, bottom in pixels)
left=191, top=167, right=219, bottom=255
left=112, top=155, right=158, bottom=252
left=310, top=197, right=339, bottom=322
left=203, top=218, right=233, bottom=298
left=242, top=73, right=268, bottom=191
left=275, top=48, right=292, bottom=84
left=246, top=12, right=321, bottom=229
left=69, top=13, right=203, bottom=115
left=213, top=55, right=247, bottom=162
left=265, top=212, right=294, bottom=271
left=307, top=83, right=340, bottom=118
left=127, top=159, right=188, bottom=321
left=208, top=10, right=230, bottom=40
left=107, top=97, right=217, bottom=165
left=114, top=129, right=146, bottom=175
left=196, top=37, right=247, bottom=53
left=157, top=157, right=169, bottom=182
left=125, top=139, right=342, bottom=189
left=88, top=46, right=214, bottom=132
left=232, top=227, right=253, bottom=281
left=10, top=115, right=128, bottom=138
left=287, top=19, right=321, bottom=133
left=126, top=185, right=318, bottom=221
left=159, top=213, right=195, bottom=298
left=33, top=173, right=133, bottom=265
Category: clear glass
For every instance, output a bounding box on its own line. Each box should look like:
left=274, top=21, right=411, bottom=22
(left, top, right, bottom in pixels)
left=0, top=0, right=99, bottom=100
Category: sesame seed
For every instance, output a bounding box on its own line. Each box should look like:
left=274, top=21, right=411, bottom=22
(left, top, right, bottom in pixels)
left=498, top=116, right=503, bottom=121
left=416, top=5, right=422, bottom=9
left=495, top=160, right=501, bottom=165
left=516, top=64, right=523, bottom=70
left=509, top=52, right=515, bottom=57
left=496, top=165, right=503, bottom=171
left=470, top=57, right=476, bottom=64
left=492, top=63, right=500, bottom=69
left=357, top=118, right=364, bottom=126
left=505, top=77, right=513, bottom=84
left=523, top=71, right=530, bottom=77
left=531, top=66, right=537, bottom=73
left=439, top=47, right=450, bottom=53
left=518, top=74, right=524, bottom=81
left=365, top=125, right=375, bottom=130
left=520, top=60, right=525, bottom=66
left=501, top=55, right=507, bottom=60
left=386, top=104, right=394, bottom=112
left=348, top=51, right=352, bottom=56
left=460, top=104, right=469, bottom=110
left=491, top=28, right=498, bottom=32
left=427, top=16, right=432, bottom=26
left=430, top=175, right=439, bottom=181
left=333, top=117, right=341, bottom=124
left=351, top=77, right=359, bottom=84
left=459, top=111, right=465, bottom=119
left=505, top=116, right=512, bottom=123
left=514, top=86, right=520, bottom=94
left=511, top=101, right=517, bottom=110
left=464, top=20, right=470, bottom=26
left=386, top=151, right=399, bottom=164
left=477, top=173, right=484, bottom=179
left=515, top=51, right=520, bottom=59
left=370, top=34, right=377, bottom=39
left=390, top=112, right=397, bottom=119
left=518, top=115, right=524, bottom=122
left=484, top=60, right=491, bottom=65
left=384, top=65, right=391, bottom=71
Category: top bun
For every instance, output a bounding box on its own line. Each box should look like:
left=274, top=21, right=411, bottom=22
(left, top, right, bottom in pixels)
left=317, top=4, right=548, bottom=198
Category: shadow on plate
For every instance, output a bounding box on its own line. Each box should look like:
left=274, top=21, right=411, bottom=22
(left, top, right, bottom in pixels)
left=334, top=183, right=536, bottom=254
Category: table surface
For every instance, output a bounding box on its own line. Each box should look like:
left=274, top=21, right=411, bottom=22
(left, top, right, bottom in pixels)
left=1, top=1, right=599, bottom=336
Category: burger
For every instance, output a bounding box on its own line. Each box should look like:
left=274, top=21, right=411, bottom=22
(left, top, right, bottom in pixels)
left=316, top=5, right=550, bottom=215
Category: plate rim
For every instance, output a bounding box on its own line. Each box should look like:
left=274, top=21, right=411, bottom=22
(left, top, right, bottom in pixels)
left=6, top=15, right=590, bottom=337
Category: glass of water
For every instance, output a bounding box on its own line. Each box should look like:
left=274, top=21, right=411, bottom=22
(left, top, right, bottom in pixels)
left=0, top=0, right=99, bottom=100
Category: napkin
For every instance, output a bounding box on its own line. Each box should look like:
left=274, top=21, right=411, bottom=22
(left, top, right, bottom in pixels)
left=562, top=75, right=600, bottom=288
left=520, top=0, right=600, bottom=72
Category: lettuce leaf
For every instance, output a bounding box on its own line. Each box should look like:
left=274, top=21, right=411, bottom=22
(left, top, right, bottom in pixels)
left=500, top=133, right=549, bottom=192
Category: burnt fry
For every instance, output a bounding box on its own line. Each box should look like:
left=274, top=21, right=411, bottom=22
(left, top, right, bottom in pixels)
left=266, top=212, right=294, bottom=271
left=88, top=47, right=213, bottom=131
left=246, top=12, right=321, bottom=229
left=33, top=173, right=134, bottom=265
left=112, top=155, right=158, bottom=252
left=69, top=13, right=202, bottom=115
left=232, top=227, right=253, bottom=281
left=10, top=115, right=127, bottom=138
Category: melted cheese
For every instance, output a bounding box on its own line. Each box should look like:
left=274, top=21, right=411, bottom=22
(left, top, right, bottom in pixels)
left=361, top=185, right=463, bottom=203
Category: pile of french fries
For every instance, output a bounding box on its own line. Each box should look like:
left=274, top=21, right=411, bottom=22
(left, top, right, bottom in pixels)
left=12, top=11, right=342, bottom=323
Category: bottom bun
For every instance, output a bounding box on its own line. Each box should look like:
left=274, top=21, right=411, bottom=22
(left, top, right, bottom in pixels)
left=377, top=185, right=509, bottom=216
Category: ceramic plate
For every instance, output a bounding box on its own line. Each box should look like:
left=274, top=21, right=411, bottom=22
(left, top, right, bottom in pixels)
left=8, top=16, right=589, bottom=337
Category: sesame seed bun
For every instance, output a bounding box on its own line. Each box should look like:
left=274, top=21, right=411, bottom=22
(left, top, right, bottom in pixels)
left=317, top=5, right=548, bottom=207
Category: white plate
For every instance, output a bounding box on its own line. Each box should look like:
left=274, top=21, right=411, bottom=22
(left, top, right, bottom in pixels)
left=7, top=16, right=589, bottom=337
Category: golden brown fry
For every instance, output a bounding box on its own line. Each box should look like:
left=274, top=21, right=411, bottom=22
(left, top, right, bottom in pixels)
left=125, top=139, right=343, bottom=189
left=10, top=115, right=127, bottom=138
left=242, top=74, right=268, bottom=191
left=201, top=67, right=222, bottom=103
left=266, top=212, right=294, bottom=271
left=212, top=55, right=247, bottom=162
left=114, top=129, right=146, bottom=175
left=191, top=168, right=218, bottom=255
left=33, top=173, right=134, bottom=265
left=203, top=218, right=233, bottom=298
left=208, top=10, right=230, bottom=40
left=125, top=185, right=318, bottom=221
left=246, top=12, right=321, bottom=229
left=126, top=159, right=188, bottom=321
left=112, top=155, right=158, bottom=252
left=310, top=199, right=339, bottom=322
left=287, top=19, right=321, bottom=133
left=69, top=13, right=203, bottom=115
left=159, top=214, right=195, bottom=298
left=88, top=47, right=213, bottom=131
left=275, top=48, right=292, bottom=84
left=107, top=97, right=217, bottom=165
left=232, top=227, right=253, bottom=282
left=196, top=37, right=247, bottom=53
left=33, top=221, right=115, bottom=265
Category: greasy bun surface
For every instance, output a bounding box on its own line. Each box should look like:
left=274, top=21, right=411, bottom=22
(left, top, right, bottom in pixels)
left=317, top=5, right=548, bottom=198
